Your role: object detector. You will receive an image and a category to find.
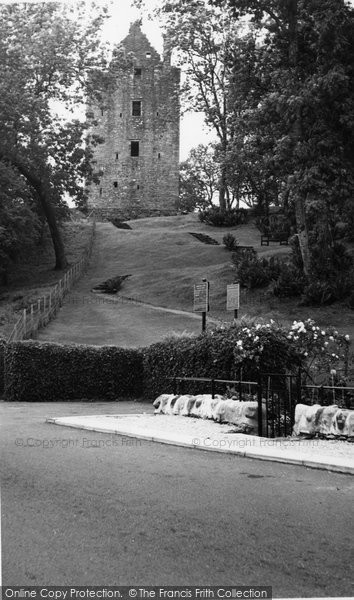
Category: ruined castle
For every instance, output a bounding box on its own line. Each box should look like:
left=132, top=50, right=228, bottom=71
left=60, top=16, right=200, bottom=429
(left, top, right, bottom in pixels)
left=86, top=21, right=180, bottom=220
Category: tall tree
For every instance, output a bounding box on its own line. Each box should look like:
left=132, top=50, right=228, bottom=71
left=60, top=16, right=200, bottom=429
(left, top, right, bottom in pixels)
left=215, top=0, right=354, bottom=278
left=179, top=144, right=220, bottom=212
left=153, top=0, right=243, bottom=210
left=0, top=2, right=109, bottom=270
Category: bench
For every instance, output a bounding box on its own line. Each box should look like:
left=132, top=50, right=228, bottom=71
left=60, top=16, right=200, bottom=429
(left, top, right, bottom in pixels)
left=261, top=234, right=289, bottom=246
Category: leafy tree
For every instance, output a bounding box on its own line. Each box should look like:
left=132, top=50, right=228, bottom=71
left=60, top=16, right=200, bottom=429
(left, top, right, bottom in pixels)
left=153, top=0, right=244, bottom=210
left=0, top=2, right=109, bottom=270
left=178, top=144, right=219, bottom=211
left=0, top=163, right=43, bottom=285
left=214, top=0, right=354, bottom=283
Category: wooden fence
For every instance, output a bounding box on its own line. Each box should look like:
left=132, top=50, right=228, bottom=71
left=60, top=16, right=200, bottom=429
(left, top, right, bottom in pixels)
left=7, top=221, right=96, bottom=343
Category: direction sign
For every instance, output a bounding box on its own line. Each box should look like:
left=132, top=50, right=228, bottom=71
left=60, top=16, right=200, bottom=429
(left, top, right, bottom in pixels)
left=194, top=281, right=209, bottom=312
left=226, top=283, right=240, bottom=311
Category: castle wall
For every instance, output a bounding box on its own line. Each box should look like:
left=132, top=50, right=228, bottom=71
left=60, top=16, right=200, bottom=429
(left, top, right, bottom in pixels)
left=87, top=23, right=180, bottom=220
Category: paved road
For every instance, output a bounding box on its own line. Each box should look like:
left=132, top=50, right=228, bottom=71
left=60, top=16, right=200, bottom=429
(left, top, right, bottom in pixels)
left=1, top=402, right=353, bottom=596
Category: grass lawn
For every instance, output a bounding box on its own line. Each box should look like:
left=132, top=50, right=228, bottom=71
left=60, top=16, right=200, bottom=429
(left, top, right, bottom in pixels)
left=2, top=213, right=354, bottom=348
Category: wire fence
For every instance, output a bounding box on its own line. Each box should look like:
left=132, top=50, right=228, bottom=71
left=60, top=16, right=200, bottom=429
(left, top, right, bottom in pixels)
left=6, top=220, right=96, bottom=343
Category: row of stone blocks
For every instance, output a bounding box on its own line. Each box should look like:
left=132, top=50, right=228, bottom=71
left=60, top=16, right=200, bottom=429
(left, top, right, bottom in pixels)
left=154, top=394, right=354, bottom=440
left=153, top=394, right=264, bottom=435
left=293, top=403, right=354, bottom=440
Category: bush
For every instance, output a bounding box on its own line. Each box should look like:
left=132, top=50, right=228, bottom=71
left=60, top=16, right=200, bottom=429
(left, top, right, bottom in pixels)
left=199, top=207, right=248, bottom=227
left=271, top=263, right=306, bottom=297
left=232, top=248, right=306, bottom=297
left=223, top=233, right=238, bottom=251
left=232, top=250, right=271, bottom=289
left=4, top=341, right=144, bottom=401
left=302, top=274, right=354, bottom=305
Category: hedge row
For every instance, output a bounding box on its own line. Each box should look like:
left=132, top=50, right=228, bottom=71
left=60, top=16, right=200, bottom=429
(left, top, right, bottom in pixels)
left=142, top=325, right=302, bottom=399
left=5, top=341, right=143, bottom=401
left=5, top=320, right=341, bottom=402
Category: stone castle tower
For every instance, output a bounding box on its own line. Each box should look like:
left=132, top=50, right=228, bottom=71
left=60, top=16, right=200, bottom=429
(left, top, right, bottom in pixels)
left=87, top=21, right=180, bottom=219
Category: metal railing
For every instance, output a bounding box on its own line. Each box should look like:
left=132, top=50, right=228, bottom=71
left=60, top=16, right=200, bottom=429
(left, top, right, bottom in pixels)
left=6, top=221, right=96, bottom=343
left=168, top=374, right=354, bottom=438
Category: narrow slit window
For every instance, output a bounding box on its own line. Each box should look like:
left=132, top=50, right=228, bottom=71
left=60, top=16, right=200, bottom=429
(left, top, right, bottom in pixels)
left=120, top=112, right=122, bottom=117
left=130, top=141, right=139, bottom=157
left=158, top=152, right=161, bottom=159
left=99, top=188, right=102, bottom=196
left=134, top=67, right=142, bottom=77
left=115, top=152, right=119, bottom=160
left=132, top=101, right=141, bottom=116
left=101, top=109, right=104, bottom=116
left=113, top=181, right=118, bottom=188
left=137, top=184, right=140, bottom=190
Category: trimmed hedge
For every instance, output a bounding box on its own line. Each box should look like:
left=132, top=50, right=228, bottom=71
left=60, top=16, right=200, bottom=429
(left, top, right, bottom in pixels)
left=142, top=325, right=302, bottom=399
left=5, top=341, right=143, bottom=401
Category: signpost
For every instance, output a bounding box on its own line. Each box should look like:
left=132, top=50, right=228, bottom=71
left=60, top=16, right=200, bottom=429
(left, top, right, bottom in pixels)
left=194, top=279, right=210, bottom=332
left=227, top=283, right=240, bottom=320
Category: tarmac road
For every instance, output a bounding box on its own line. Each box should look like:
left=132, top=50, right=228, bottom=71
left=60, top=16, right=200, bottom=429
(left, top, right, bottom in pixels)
left=1, top=401, right=353, bottom=596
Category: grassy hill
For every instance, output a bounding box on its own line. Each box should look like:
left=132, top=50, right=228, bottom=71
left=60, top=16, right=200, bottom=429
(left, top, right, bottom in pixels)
left=1, top=213, right=353, bottom=345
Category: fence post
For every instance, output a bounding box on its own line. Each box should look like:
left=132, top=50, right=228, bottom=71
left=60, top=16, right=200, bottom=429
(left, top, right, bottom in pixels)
left=257, top=375, right=263, bottom=437
left=23, top=308, right=27, bottom=337
left=211, top=379, right=215, bottom=399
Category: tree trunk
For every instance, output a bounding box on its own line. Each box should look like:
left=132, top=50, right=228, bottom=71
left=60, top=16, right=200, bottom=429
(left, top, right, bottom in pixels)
left=0, top=153, right=68, bottom=270
left=294, top=193, right=311, bottom=276
left=286, top=0, right=311, bottom=277
left=37, top=189, right=68, bottom=270
left=219, top=163, right=227, bottom=211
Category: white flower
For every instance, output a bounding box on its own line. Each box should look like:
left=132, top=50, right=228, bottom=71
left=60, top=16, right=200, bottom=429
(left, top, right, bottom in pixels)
left=321, top=331, right=325, bottom=335
left=254, top=336, right=259, bottom=342
left=330, top=369, right=337, bottom=376
left=329, top=336, right=334, bottom=341
left=345, top=334, right=350, bottom=341
left=324, top=341, right=329, bottom=346
left=236, top=340, right=243, bottom=348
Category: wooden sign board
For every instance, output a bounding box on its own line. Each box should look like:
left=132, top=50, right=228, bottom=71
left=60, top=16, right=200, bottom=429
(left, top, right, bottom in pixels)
left=227, top=283, right=240, bottom=311
left=194, top=281, right=209, bottom=312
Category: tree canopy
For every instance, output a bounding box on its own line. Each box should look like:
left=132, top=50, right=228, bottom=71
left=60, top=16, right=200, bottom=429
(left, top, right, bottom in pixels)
left=0, top=2, right=109, bottom=273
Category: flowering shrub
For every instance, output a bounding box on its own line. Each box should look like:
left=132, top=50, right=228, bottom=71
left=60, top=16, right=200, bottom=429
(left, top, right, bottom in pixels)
left=230, top=320, right=302, bottom=377
left=285, top=319, right=350, bottom=384
left=142, top=318, right=351, bottom=397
